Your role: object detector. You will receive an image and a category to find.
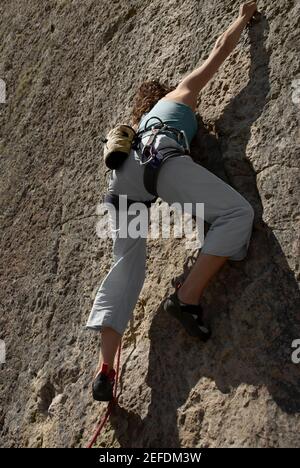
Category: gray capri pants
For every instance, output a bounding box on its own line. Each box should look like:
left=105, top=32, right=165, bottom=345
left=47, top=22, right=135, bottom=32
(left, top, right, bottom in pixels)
left=86, top=137, right=254, bottom=336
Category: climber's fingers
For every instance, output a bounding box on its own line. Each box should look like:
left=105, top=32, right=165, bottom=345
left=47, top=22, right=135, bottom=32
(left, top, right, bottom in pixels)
left=239, top=2, right=257, bottom=22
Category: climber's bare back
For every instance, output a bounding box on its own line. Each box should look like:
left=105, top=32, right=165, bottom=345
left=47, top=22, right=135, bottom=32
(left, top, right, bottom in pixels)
left=161, top=89, right=198, bottom=113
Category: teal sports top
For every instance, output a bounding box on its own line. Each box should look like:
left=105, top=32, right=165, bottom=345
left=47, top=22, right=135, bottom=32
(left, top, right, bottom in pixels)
left=137, top=99, right=198, bottom=150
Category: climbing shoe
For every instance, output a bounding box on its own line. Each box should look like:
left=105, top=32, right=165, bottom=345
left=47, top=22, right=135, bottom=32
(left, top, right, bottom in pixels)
left=92, top=362, right=116, bottom=402
left=163, top=284, right=211, bottom=341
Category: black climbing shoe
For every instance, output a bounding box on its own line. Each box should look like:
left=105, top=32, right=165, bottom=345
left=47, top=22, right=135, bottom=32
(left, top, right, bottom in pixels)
left=92, top=363, right=116, bottom=402
left=163, top=284, right=211, bottom=341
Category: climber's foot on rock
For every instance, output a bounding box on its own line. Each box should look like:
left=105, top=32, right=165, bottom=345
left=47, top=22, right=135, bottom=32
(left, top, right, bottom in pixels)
left=92, top=363, right=116, bottom=402
left=163, top=284, right=211, bottom=341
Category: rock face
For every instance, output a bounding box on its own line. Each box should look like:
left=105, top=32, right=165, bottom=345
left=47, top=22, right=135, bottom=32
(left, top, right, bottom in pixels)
left=1, top=0, right=300, bottom=448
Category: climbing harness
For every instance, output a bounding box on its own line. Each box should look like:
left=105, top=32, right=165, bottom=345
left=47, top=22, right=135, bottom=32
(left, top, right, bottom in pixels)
left=100, top=115, right=190, bottom=201
left=132, top=116, right=190, bottom=197
left=86, top=339, right=122, bottom=449
left=133, top=116, right=190, bottom=161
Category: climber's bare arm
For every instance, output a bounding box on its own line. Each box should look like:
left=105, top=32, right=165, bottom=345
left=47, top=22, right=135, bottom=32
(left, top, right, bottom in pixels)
left=163, top=2, right=257, bottom=112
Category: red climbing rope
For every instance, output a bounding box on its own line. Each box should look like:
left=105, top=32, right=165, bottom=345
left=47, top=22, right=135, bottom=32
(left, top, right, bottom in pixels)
left=86, top=339, right=122, bottom=449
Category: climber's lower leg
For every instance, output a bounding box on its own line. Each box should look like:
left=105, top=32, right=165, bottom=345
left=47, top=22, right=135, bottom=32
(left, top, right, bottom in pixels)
left=177, top=253, right=229, bottom=305
left=94, top=326, right=122, bottom=377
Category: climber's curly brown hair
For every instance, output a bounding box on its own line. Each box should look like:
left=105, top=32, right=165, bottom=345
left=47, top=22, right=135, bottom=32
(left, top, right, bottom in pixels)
left=131, top=79, right=177, bottom=129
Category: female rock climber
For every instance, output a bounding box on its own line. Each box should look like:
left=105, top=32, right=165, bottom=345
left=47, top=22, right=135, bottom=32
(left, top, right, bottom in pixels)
left=86, top=1, right=258, bottom=401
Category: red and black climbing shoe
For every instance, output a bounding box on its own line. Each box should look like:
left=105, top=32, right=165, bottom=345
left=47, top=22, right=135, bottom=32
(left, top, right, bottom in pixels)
left=163, top=284, right=211, bottom=341
left=92, top=363, right=116, bottom=402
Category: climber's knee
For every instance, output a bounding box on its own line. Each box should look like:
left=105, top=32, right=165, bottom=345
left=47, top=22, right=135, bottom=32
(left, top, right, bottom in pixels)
left=236, top=202, right=255, bottom=238
left=241, top=202, right=255, bottom=226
